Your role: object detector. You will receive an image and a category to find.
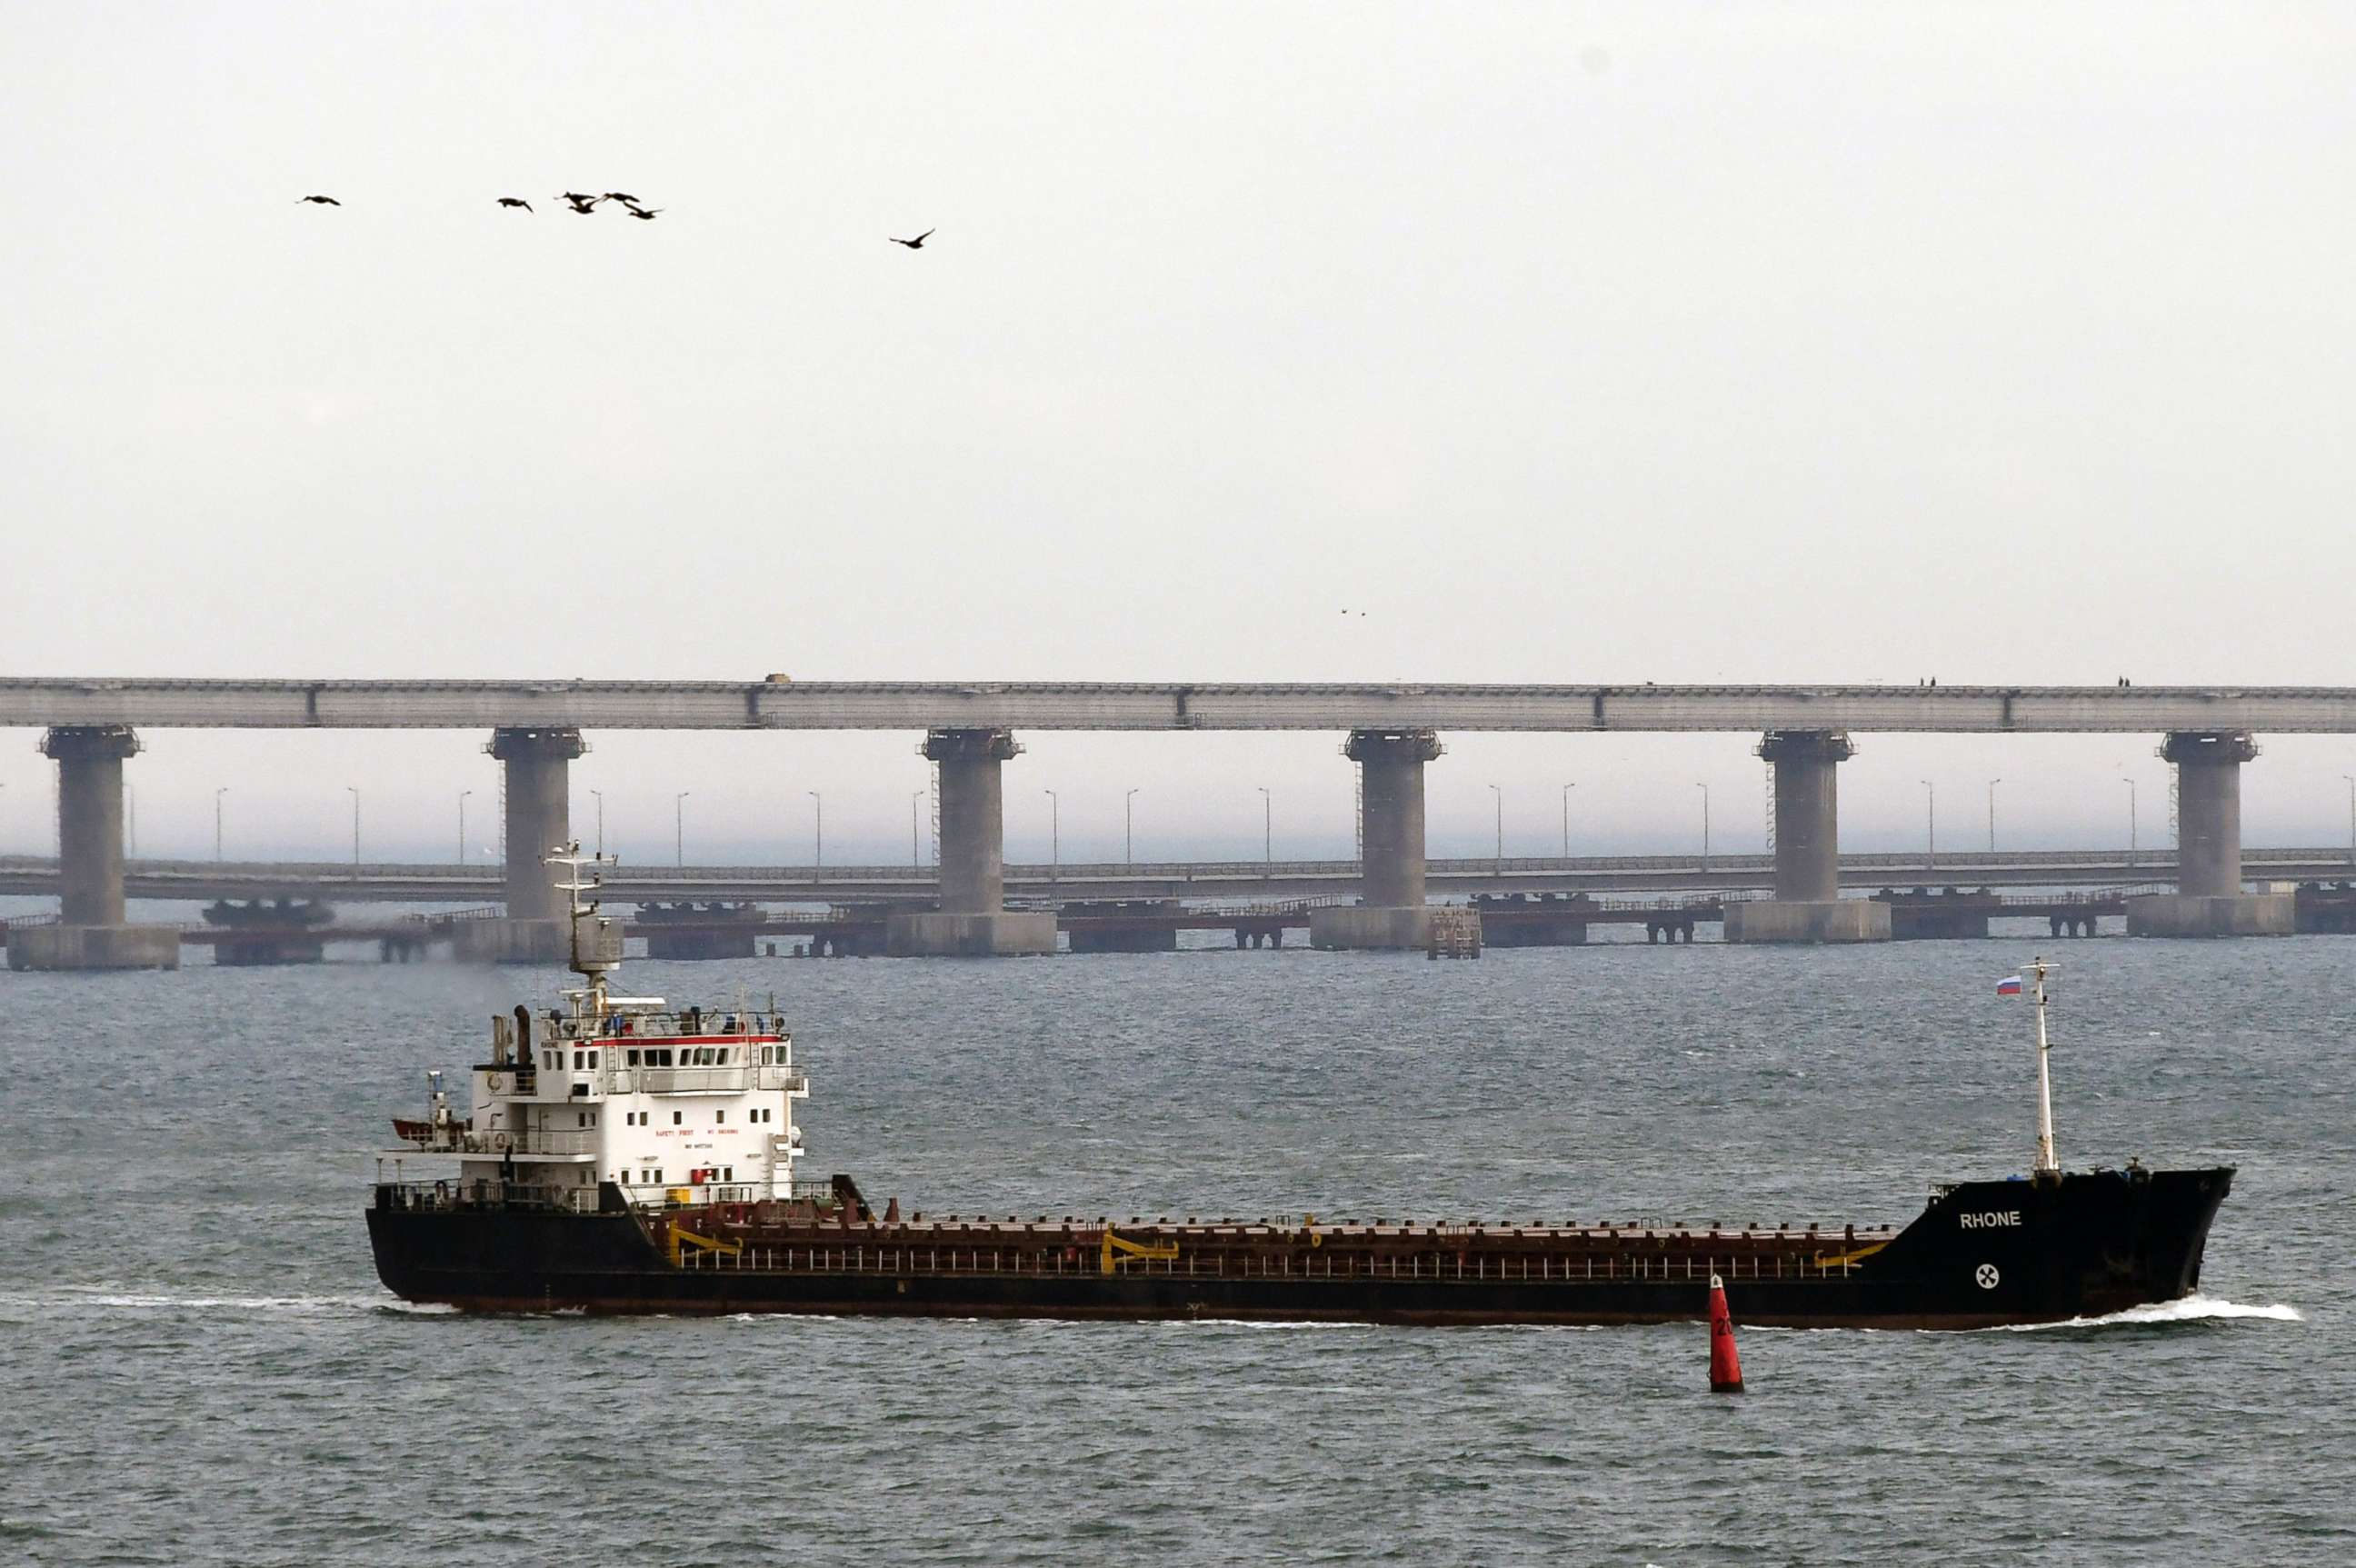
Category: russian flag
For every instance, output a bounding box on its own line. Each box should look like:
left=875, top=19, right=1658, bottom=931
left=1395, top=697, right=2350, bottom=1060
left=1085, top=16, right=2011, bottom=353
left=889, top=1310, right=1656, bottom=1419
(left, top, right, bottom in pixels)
left=1996, top=974, right=2023, bottom=996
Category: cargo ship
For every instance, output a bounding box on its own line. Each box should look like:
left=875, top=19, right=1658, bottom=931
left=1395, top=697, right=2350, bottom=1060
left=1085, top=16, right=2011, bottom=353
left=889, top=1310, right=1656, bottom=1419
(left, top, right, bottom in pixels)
left=366, top=850, right=2232, bottom=1328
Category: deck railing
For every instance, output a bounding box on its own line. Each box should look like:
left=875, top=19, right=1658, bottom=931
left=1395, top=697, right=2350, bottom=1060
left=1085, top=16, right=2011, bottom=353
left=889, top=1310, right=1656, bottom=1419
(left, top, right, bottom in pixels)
left=375, top=1180, right=604, bottom=1213
left=670, top=1239, right=1865, bottom=1281
left=393, top=1124, right=598, bottom=1156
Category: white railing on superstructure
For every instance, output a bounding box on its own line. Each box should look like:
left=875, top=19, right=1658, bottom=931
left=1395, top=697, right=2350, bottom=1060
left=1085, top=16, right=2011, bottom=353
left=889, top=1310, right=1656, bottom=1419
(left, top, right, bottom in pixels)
left=394, top=1126, right=601, bottom=1157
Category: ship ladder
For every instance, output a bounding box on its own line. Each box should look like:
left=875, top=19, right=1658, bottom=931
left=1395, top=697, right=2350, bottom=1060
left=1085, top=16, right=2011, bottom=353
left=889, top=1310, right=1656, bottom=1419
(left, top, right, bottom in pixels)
left=1100, top=1225, right=1181, bottom=1276
left=669, top=1222, right=746, bottom=1269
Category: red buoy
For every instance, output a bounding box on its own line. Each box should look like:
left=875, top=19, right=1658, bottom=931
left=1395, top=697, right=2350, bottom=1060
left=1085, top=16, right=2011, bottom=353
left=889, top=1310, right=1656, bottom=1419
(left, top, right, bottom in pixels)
left=1708, top=1273, right=1744, bottom=1393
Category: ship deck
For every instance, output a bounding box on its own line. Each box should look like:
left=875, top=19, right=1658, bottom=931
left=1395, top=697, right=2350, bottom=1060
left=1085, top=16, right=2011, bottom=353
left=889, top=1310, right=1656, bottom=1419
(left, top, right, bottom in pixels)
left=655, top=1205, right=1904, bottom=1285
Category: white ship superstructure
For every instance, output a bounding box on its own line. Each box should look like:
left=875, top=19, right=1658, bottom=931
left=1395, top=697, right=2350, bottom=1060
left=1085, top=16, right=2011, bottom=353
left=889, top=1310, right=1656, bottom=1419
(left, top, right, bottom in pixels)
left=388, top=846, right=809, bottom=1210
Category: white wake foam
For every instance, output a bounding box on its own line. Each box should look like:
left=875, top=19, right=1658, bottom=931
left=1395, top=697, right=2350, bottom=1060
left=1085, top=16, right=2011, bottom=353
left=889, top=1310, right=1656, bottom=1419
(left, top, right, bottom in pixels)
left=1998, top=1294, right=2304, bottom=1332
left=0, top=1289, right=432, bottom=1315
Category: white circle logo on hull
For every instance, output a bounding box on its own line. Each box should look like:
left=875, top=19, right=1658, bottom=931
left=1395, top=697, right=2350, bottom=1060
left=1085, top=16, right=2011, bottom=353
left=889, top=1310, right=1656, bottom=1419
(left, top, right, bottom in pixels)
left=1975, top=1263, right=2001, bottom=1290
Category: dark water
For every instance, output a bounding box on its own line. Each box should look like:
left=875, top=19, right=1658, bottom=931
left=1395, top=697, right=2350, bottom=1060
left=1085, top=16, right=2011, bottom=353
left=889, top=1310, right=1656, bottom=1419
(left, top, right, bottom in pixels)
left=4, top=936, right=2348, bottom=1565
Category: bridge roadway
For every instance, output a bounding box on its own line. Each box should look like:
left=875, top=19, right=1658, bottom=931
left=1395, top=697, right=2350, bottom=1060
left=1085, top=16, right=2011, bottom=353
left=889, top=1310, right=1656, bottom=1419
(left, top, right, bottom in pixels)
left=4, top=848, right=2349, bottom=905
left=9, top=679, right=2356, bottom=733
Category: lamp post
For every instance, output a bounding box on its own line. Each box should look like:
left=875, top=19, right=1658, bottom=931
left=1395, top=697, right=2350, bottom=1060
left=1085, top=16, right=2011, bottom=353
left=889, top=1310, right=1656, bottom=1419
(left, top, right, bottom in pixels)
left=1043, top=789, right=1059, bottom=879
left=1921, top=779, right=1935, bottom=865
left=1987, top=778, right=2001, bottom=853
left=674, top=791, right=690, bottom=867
left=1257, top=786, right=1272, bottom=864
left=1561, top=782, right=1574, bottom=858
left=1695, top=782, right=1710, bottom=867
left=1488, top=784, right=1502, bottom=864
left=345, top=786, right=360, bottom=879
left=911, top=789, right=924, bottom=868
left=808, top=791, right=823, bottom=868
left=215, top=786, right=227, bottom=861
left=1125, top=787, right=1139, bottom=865
left=457, top=789, right=472, bottom=865
left=589, top=788, right=604, bottom=856
left=2121, top=777, right=2137, bottom=864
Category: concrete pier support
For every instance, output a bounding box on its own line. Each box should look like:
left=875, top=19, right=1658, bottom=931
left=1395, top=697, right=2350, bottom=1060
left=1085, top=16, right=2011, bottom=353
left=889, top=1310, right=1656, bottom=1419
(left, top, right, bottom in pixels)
left=8, top=726, right=178, bottom=971
left=454, top=727, right=585, bottom=964
left=886, top=729, right=1057, bottom=956
left=1725, top=731, right=1888, bottom=944
left=1311, top=729, right=1444, bottom=951
left=2127, top=732, right=2292, bottom=936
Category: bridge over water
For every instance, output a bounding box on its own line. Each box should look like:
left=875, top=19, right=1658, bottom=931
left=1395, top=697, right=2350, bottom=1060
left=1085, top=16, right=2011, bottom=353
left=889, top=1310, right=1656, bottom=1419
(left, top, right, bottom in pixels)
left=7, top=677, right=2350, bottom=965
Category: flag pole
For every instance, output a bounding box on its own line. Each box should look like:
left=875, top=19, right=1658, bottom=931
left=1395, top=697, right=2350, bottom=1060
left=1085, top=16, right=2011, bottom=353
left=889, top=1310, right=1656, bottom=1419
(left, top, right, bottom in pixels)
left=2030, top=955, right=2059, bottom=1178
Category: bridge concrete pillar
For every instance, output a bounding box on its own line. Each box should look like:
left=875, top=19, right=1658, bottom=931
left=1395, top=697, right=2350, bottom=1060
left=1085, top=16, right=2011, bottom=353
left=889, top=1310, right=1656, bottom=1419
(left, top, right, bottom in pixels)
left=8, top=726, right=178, bottom=970
left=1311, top=729, right=1443, bottom=951
left=887, top=728, right=1056, bottom=955
left=454, top=727, right=585, bottom=964
left=2128, top=732, right=2292, bottom=936
left=1724, top=731, right=1888, bottom=944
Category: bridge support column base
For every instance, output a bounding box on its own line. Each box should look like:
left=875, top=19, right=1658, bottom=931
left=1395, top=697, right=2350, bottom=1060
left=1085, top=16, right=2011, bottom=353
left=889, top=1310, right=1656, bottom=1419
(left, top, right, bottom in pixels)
left=7, top=924, right=179, bottom=972
left=885, top=911, right=1058, bottom=957
left=453, top=918, right=579, bottom=964
left=1308, top=905, right=1432, bottom=951
left=2124, top=894, right=2293, bottom=938
left=1724, top=900, right=1890, bottom=944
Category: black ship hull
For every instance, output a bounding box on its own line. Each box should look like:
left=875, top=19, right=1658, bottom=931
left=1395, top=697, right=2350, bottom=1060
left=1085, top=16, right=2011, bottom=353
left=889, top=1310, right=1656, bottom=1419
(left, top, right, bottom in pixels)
left=368, top=1166, right=2231, bottom=1329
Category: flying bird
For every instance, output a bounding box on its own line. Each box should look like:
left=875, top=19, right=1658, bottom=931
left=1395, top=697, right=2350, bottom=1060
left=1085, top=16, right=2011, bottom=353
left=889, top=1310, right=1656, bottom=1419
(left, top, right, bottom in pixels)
left=297, top=195, right=341, bottom=205
left=564, top=196, right=600, bottom=215
left=496, top=196, right=533, bottom=212
left=557, top=191, right=596, bottom=205
left=888, top=229, right=934, bottom=249
left=602, top=192, right=641, bottom=205
left=624, top=206, right=662, bottom=221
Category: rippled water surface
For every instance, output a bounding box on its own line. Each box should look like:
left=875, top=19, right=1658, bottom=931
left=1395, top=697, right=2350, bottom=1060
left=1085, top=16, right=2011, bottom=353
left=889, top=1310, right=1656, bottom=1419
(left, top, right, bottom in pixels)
left=4, top=934, right=2350, bottom=1565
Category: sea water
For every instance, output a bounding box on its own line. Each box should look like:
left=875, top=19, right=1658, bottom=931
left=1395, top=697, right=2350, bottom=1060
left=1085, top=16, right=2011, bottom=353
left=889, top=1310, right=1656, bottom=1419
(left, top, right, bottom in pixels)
left=2, top=927, right=2347, bottom=1564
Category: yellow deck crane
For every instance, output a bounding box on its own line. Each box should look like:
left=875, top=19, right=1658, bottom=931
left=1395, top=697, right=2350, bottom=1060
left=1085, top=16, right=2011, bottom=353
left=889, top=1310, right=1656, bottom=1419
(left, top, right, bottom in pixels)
left=1100, top=1224, right=1182, bottom=1275
left=668, top=1220, right=745, bottom=1267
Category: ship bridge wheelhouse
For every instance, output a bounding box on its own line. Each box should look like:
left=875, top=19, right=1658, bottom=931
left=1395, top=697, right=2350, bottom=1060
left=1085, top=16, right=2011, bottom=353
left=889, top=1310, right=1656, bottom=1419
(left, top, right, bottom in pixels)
left=382, top=845, right=810, bottom=1209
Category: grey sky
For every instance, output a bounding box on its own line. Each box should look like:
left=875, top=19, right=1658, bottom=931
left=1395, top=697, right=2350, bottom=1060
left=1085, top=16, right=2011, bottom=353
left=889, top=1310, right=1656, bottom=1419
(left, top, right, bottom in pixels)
left=5, top=4, right=2352, bottom=864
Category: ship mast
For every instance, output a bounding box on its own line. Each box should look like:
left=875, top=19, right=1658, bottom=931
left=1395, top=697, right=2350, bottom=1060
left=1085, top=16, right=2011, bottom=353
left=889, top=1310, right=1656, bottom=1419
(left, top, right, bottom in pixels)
left=2028, top=954, right=2059, bottom=1178
left=547, top=841, right=618, bottom=1018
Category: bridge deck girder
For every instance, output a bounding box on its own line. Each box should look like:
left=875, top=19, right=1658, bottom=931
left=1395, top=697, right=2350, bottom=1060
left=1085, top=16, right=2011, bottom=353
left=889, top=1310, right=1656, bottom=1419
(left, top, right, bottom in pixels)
left=4, top=851, right=2351, bottom=904
left=9, top=680, right=2356, bottom=733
